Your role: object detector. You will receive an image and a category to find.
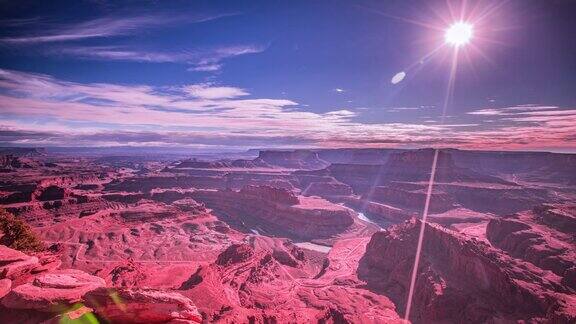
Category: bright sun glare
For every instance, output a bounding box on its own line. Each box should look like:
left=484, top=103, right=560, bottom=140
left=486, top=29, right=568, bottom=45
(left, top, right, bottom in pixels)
left=445, top=22, right=473, bottom=47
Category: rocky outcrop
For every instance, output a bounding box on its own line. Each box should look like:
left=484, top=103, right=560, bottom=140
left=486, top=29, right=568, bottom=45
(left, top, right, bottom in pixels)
left=85, top=287, right=202, bottom=323
left=0, top=245, right=203, bottom=323
left=2, top=269, right=105, bottom=311
left=487, top=204, right=576, bottom=290
left=359, top=219, right=576, bottom=323
left=180, top=236, right=403, bottom=323
left=0, top=278, right=11, bottom=298
left=35, top=185, right=69, bottom=201
left=216, top=243, right=255, bottom=266
left=533, top=203, right=576, bottom=234
left=192, top=187, right=355, bottom=240
left=0, top=245, right=40, bottom=280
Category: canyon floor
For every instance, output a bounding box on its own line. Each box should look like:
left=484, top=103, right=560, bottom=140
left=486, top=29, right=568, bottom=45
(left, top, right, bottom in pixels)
left=0, top=147, right=575, bottom=323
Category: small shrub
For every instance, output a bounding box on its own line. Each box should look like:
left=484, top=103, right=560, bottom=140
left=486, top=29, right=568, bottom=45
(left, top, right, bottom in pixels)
left=0, top=209, right=44, bottom=252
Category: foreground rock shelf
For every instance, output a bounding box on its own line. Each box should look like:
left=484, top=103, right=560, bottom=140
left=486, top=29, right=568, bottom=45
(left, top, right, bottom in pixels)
left=0, top=245, right=202, bottom=323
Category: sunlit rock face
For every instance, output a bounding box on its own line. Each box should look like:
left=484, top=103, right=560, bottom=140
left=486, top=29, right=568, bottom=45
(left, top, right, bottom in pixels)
left=0, top=244, right=202, bottom=323
left=191, top=185, right=356, bottom=240
left=487, top=204, right=576, bottom=290
left=84, top=287, right=202, bottom=323
left=178, top=236, right=404, bottom=323
left=359, top=218, right=576, bottom=323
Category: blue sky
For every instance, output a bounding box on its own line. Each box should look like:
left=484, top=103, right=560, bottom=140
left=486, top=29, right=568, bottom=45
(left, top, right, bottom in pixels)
left=0, top=0, right=575, bottom=151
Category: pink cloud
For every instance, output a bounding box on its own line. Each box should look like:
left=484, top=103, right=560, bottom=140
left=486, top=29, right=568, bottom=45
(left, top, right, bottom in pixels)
left=0, top=69, right=574, bottom=150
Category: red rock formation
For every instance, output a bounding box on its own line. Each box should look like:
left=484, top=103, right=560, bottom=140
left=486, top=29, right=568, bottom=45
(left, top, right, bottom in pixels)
left=0, top=278, right=11, bottom=298
left=359, top=219, right=576, bottom=323
left=179, top=236, right=403, bottom=323
left=2, top=269, right=105, bottom=311
left=34, top=185, right=69, bottom=201
left=215, top=243, right=254, bottom=266
left=487, top=204, right=576, bottom=290
left=0, top=245, right=40, bottom=281
left=239, top=185, right=299, bottom=205
left=192, top=187, right=355, bottom=240
left=0, top=245, right=203, bottom=323
left=533, top=203, right=576, bottom=233
left=85, top=287, right=202, bottom=323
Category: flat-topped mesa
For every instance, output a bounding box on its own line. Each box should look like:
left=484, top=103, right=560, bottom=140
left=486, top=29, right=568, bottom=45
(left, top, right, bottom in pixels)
left=192, top=186, right=355, bottom=240
left=382, top=149, right=459, bottom=182
left=256, top=149, right=329, bottom=170
left=385, top=148, right=455, bottom=169
left=239, top=185, right=299, bottom=205
left=174, top=158, right=269, bottom=169
left=383, top=149, right=515, bottom=184
left=175, top=159, right=233, bottom=169
left=359, top=218, right=576, bottom=323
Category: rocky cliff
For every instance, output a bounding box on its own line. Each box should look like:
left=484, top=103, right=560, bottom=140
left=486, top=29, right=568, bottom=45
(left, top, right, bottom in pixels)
left=192, top=186, right=355, bottom=240
left=0, top=245, right=202, bottom=323
left=487, top=203, right=576, bottom=290
left=179, top=236, right=404, bottom=323
left=359, top=219, right=576, bottom=323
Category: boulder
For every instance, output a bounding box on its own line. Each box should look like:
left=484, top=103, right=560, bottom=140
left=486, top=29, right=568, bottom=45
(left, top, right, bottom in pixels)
left=0, top=245, right=40, bottom=280
left=84, top=287, right=202, bottom=323
left=2, top=269, right=105, bottom=312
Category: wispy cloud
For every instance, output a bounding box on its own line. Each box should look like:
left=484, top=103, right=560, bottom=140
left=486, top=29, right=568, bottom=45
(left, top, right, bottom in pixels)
left=0, top=69, right=574, bottom=150
left=187, top=45, right=266, bottom=72
left=49, top=46, right=191, bottom=63
left=184, top=83, right=249, bottom=99
left=44, top=44, right=265, bottom=71
left=387, top=105, right=436, bottom=113
left=1, top=12, right=262, bottom=72
left=0, top=13, right=234, bottom=44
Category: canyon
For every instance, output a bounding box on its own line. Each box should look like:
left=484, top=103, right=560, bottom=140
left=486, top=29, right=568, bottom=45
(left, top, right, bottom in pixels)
left=0, top=147, right=575, bottom=323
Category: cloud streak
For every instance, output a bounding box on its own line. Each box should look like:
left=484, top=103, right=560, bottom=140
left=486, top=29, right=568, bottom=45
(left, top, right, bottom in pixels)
left=0, top=13, right=234, bottom=44
left=0, top=69, right=574, bottom=150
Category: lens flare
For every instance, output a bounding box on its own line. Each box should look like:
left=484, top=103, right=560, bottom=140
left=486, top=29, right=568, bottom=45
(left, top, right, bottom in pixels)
left=445, top=22, right=473, bottom=46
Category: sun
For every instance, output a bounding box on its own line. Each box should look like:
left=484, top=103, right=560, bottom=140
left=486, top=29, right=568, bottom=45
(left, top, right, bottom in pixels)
left=445, top=22, right=473, bottom=47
